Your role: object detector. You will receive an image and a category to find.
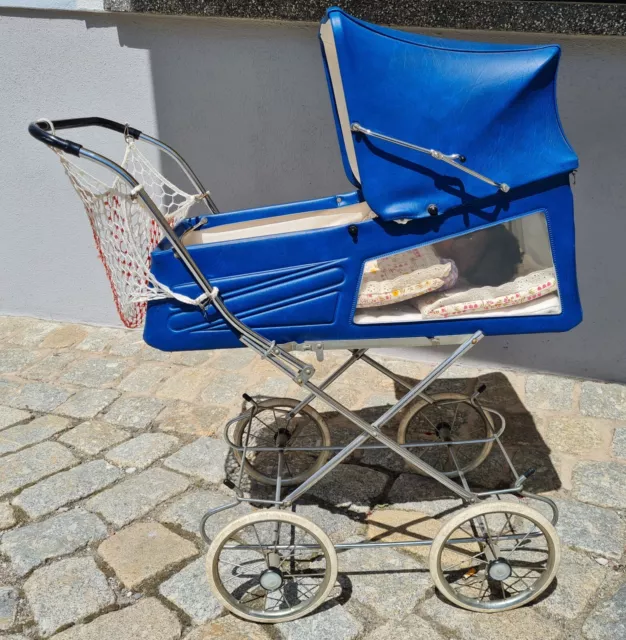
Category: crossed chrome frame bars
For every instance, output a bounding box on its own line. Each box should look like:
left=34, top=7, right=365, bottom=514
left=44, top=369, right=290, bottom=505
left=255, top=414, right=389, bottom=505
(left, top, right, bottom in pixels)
left=28, top=120, right=558, bottom=553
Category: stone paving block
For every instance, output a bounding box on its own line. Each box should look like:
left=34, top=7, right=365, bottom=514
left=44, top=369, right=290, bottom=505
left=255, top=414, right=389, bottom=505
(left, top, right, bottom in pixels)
left=199, top=371, right=249, bottom=406
left=308, top=464, right=389, bottom=511
left=155, top=402, right=228, bottom=437
left=118, top=362, right=175, bottom=394
left=360, top=443, right=409, bottom=473
left=158, top=488, right=252, bottom=541
left=339, top=544, right=431, bottom=618
left=0, top=509, right=107, bottom=576
left=292, top=503, right=365, bottom=543
left=0, top=380, right=20, bottom=405
left=365, top=509, right=440, bottom=562
left=103, top=395, right=165, bottom=429
left=542, top=415, right=605, bottom=456
left=525, top=373, right=576, bottom=411
left=581, top=380, right=626, bottom=421
left=0, top=316, right=24, bottom=341
left=276, top=602, right=363, bottom=640
left=108, top=331, right=145, bottom=356
left=0, top=348, right=40, bottom=374
left=55, top=388, right=120, bottom=419
left=98, top=522, right=197, bottom=589
left=24, top=556, right=115, bottom=637
left=13, top=459, right=123, bottom=519
left=0, top=414, right=71, bottom=456
left=535, top=548, right=607, bottom=621
left=156, top=367, right=212, bottom=402
left=139, top=344, right=170, bottom=362
left=184, top=615, right=273, bottom=640
left=6, top=382, right=73, bottom=412
left=0, top=501, right=16, bottom=529
left=0, top=406, right=31, bottom=430
left=418, top=594, right=564, bottom=640
left=85, top=467, right=190, bottom=527
left=552, top=498, right=624, bottom=559
left=210, top=348, right=256, bottom=372
left=171, top=350, right=213, bottom=366
left=59, top=420, right=130, bottom=455
left=387, top=474, right=463, bottom=517
left=253, top=376, right=295, bottom=399
left=40, top=324, right=90, bottom=349
left=164, top=436, right=229, bottom=485
left=612, top=427, right=626, bottom=459
left=362, top=388, right=401, bottom=410
left=310, top=384, right=362, bottom=413
left=61, top=358, right=130, bottom=388
left=363, top=615, right=445, bottom=640
left=471, top=370, right=527, bottom=412
left=572, top=460, right=626, bottom=509
left=582, top=583, right=626, bottom=640
left=159, top=557, right=223, bottom=623
left=7, top=320, right=58, bottom=347
left=52, top=597, right=181, bottom=640
left=75, top=327, right=127, bottom=353
left=0, top=442, right=77, bottom=498
left=105, top=432, right=178, bottom=469
left=0, top=586, right=18, bottom=631
left=22, top=351, right=78, bottom=382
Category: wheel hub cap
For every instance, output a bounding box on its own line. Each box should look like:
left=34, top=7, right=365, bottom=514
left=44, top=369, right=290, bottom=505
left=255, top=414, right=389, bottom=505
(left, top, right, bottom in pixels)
left=259, top=568, right=284, bottom=591
left=488, top=558, right=512, bottom=581
left=435, top=421, right=452, bottom=439
left=275, top=428, right=291, bottom=447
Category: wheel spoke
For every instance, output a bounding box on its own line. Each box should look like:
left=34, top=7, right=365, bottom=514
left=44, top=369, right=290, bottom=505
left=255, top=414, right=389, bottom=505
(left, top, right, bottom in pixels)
left=442, top=548, right=488, bottom=572
left=504, top=525, right=538, bottom=560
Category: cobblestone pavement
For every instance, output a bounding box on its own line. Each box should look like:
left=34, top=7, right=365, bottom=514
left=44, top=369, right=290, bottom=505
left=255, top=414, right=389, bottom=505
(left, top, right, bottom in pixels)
left=0, top=315, right=624, bottom=639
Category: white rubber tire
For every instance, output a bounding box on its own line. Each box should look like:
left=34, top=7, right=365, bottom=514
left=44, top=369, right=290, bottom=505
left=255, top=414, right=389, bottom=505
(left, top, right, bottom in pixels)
left=429, top=500, right=560, bottom=612
left=207, top=510, right=338, bottom=623
left=232, top=397, right=331, bottom=486
left=397, top=392, right=494, bottom=478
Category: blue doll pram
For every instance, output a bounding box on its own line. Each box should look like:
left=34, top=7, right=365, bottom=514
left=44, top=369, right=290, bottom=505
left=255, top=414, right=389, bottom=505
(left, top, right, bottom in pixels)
left=30, top=7, right=578, bottom=623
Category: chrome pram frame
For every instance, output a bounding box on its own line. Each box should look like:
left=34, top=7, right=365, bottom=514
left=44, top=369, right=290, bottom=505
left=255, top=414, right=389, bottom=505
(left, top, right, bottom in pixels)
left=29, top=118, right=562, bottom=623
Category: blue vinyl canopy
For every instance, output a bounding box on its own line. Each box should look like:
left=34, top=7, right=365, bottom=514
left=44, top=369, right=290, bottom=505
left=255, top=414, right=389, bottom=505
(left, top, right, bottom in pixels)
left=320, top=8, right=578, bottom=221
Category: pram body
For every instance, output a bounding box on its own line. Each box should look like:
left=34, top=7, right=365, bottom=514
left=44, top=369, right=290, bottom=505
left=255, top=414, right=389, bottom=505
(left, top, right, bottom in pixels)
left=144, top=7, right=580, bottom=352
left=29, top=6, right=581, bottom=625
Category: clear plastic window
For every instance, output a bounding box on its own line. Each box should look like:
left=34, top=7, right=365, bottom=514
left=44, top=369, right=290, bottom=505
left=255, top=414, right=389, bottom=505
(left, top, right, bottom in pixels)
left=354, top=212, right=560, bottom=324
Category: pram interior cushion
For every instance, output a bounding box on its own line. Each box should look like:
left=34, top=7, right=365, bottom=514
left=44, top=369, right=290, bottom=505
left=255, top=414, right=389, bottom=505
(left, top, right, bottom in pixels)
left=354, top=293, right=561, bottom=325
left=356, top=246, right=457, bottom=308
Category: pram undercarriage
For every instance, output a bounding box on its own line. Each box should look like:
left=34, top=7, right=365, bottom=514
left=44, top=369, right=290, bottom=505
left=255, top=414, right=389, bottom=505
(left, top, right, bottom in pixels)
left=202, top=331, right=560, bottom=621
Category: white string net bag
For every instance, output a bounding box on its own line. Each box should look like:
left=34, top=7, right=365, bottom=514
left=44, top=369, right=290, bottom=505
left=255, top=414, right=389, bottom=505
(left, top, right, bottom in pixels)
left=54, top=140, right=208, bottom=328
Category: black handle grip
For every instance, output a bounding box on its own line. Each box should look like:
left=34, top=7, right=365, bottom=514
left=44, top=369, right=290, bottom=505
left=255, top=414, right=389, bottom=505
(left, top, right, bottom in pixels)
left=28, top=117, right=143, bottom=157
left=40, top=117, right=142, bottom=139
left=28, top=121, right=83, bottom=156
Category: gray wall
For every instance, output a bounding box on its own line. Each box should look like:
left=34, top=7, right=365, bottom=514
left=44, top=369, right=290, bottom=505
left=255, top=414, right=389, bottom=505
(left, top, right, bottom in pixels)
left=1, top=9, right=625, bottom=381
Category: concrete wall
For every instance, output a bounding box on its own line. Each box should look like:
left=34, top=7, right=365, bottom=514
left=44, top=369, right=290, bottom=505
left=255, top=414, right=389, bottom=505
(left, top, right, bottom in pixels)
left=1, top=9, right=625, bottom=381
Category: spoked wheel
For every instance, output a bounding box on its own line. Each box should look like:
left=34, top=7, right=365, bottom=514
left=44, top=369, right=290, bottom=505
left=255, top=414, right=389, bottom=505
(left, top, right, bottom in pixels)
left=397, top=392, right=494, bottom=477
left=429, top=501, right=560, bottom=612
left=232, top=398, right=331, bottom=486
left=207, top=510, right=338, bottom=623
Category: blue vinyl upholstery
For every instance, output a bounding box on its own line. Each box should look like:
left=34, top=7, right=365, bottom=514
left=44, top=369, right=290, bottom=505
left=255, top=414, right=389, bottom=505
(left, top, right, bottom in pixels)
left=322, top=7, right=578, bottom=221
left=143, top=9, right=581, bottom=352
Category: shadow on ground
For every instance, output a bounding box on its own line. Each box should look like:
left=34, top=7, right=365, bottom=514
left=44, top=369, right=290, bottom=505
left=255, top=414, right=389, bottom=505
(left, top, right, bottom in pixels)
left=222, top=370, right=559, bottom=514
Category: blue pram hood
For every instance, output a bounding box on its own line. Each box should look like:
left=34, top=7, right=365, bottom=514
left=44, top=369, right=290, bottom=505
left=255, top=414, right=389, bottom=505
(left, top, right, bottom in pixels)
left=320, top=8, right=578, bottom=222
